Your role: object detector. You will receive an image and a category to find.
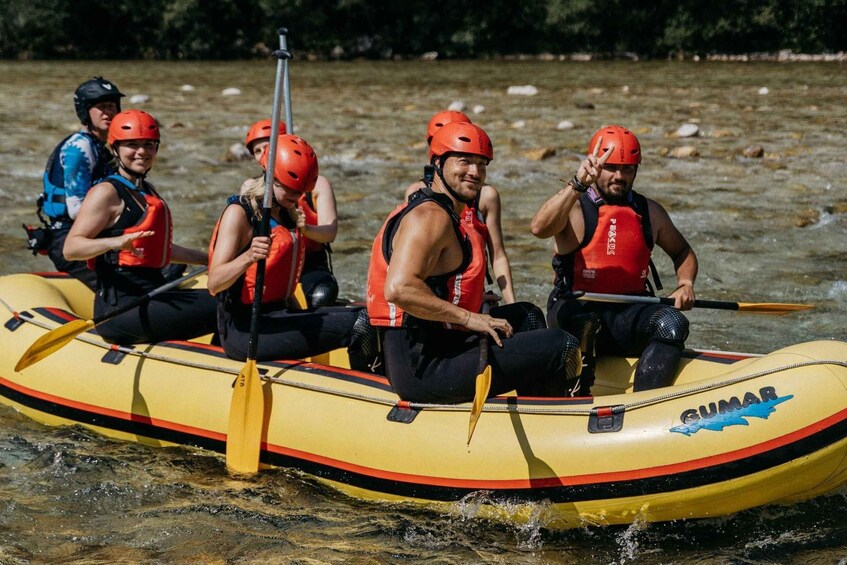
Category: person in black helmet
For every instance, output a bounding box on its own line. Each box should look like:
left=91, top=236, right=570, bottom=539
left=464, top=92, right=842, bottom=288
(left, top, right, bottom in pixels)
left=34, top=77, right=125, bottom=288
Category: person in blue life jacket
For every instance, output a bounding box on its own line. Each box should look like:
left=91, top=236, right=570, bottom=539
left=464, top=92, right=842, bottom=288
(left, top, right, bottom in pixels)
left=240, top=119, right=339, bottom=309
left=530, top=125, right=699, bottom=395
left=63, top=109, right=217, bottom=345
left=32, top=77, right=184, bottom=288
left=209, top=134, right=378, bottom=370
left=33, top=77, right=124, bottom=288
left=367, top=122, right=582, bottom=403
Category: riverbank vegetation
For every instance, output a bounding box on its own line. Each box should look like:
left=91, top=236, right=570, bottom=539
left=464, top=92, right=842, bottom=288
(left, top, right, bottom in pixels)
left=1, top=0, right=845, bottom=60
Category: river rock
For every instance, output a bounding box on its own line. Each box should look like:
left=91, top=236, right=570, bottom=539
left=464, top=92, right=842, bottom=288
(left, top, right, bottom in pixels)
left=472, top=105, right=485, bottom=114
left=557, top=120, right=575, bottom=130
left=222, top=87, right=241, bottom=96
left=710, top=129, right=736, bottom=138
left=758, top=86, right=769, bottom=95
left=129, top=94, right=150, bottom=104
left=523, top=147, right=556, bottom=161
left=506, top=85, right=538, bottom=96
left=825, top=203, right=847, bottom=214
left=670, top=146, right=699, bottom=158
left=673, top=123, right=700, bottom=138
left=742, top=145, right=765, bottom=158
left=448, top=100, right=466, bottom=111
left=224, top=143, right=251, bottom=162
left=793, top=209, right=820, bottom=228
left=575, top=102, right=595, bottom=110
left=511, top=120, right=526, bottom=129
left=180, top=84, right=195, bottom=92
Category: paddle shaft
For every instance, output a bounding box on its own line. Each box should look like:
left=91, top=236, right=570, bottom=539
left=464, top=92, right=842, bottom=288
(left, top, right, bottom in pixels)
left=577, top=292, right=810, bottom=314
left=91, top=266, right=207, bottom=326
left=246, top=31, right=290, bottom=359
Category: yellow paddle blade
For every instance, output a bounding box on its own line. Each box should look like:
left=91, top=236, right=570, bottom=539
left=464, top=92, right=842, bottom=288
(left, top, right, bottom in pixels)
left=737, top=302, right=815, bottom=315
left=226, top=359, right=264, bottom=474
left=467, top=365, right=492, bottom=445
left=15, top=319, right=95, bottom=372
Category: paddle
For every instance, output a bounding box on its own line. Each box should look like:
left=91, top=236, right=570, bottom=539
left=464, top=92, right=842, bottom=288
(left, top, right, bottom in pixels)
left=14, top=266, right=207, bottom=372
left=467, top=302, right=493, bottom=445
left=575, top=292, right=813, bottom=315
left=226, top=28, right=292, bottom=474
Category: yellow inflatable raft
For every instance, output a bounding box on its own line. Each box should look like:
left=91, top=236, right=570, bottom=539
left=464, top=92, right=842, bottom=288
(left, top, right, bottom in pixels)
left=2, top=272, right=846, bottom=529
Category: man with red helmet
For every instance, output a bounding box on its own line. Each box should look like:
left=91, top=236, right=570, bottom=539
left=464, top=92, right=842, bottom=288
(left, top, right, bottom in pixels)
left=209, top=135, right=376, bottom=368
left=367, top=122, right=582, bottom=403
left=531, top=125, right=698, bottom=393
left=406, top=110, right=517, bottom=304
left=63, top=110, right=218, bottom=344
left=241, top=119, right=340, bottom=309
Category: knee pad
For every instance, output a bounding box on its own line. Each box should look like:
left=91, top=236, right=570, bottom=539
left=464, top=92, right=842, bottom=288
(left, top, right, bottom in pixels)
left=559, top=331, right=583, bottom=381
left=518, top=303, right=547, bottom=332
left=349, top=309, right=380, bottom=361
left=646, top=307, right=689, bottom=345
left=306, top=277, right=339, bottom=309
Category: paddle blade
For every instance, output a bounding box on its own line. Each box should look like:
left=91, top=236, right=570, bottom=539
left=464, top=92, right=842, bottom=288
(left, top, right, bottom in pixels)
left=736, top=302, right=815, bottom=315
left=15, top=319, right=95, bottom=372
left=226, top=359, right=264, bottom=474
left=467, top=365, right=492, bottom=445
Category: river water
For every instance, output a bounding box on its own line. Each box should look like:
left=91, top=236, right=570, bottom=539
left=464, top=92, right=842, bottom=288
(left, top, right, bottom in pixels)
left=0, top=60, right=845, bottom=562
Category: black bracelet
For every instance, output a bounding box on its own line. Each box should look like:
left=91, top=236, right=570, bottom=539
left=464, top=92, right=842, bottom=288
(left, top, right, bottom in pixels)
left=570, top=175, right=591, bottom=193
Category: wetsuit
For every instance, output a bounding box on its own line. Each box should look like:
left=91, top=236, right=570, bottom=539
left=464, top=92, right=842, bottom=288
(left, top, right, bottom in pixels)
left=547, top=188, right=689, bottom=392
left=210, top=196, right=375, bottom=368
left=367, top=188, right=581, bottom=403
left=41, top=131, right=113, bottom=289
left=91, top=176, right=218, bottom=344
left=298, top=191, right=339, bottom=308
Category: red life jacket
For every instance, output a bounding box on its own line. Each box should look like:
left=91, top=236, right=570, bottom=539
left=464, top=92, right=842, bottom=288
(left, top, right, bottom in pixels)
left=367, top=188, right=486, bottom=329
left=88, top=175, right=172, bottom=270
left=554, top=189, right=654, bottom=295
left=298, top=191, right=326, bottom=255
left=209, top=196, right=305, bottom=305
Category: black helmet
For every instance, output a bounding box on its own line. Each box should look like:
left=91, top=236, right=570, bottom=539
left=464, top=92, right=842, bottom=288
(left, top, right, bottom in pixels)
left=73, top=77, right=125, bottom=126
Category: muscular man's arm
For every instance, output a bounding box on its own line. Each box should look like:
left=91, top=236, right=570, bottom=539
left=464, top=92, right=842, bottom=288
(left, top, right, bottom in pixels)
left=384, top=202, right=511, bottom=344
left=651, top=200, right=698, bottom=310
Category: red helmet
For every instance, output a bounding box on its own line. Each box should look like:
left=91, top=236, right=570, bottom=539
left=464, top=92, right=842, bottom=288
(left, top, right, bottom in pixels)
left=108, top=110, right=160, bottom=146
left=245, top=119, right=287, bottom=150
left=260, top=134, right=319, bottom=193
left=588, top=125, right=641, bottom=165
left=429, top=122, right=493, bottom=162
left=426, top=110, right=471, bottom=144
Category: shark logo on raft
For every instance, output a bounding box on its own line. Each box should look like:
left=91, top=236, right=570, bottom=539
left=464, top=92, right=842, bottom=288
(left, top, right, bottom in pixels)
left=670, top=386, right=793, bottom=436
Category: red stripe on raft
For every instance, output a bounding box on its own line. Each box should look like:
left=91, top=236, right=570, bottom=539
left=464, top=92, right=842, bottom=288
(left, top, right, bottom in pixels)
left=262, top=407, right=847, bottom=490
left=4, top=372, right=846, bottom=491
left=0, top=376, right=226, bottom=443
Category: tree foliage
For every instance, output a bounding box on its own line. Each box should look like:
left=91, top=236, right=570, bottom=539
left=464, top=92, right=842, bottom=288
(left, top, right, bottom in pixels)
left=0, top=0, right=844, bottom=59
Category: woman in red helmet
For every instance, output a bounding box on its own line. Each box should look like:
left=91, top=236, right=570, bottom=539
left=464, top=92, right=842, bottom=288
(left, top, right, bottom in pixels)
left=63, top=109, right=217, bottom=344
left=530, top=125, right=699, bottom=394
left=241, top=119, right=340, bottom=309
left=209, top=135, right=375, bottom=367
left=405, top=110, right=516, bottom=304
left=368, top=122, right=581, bottom=403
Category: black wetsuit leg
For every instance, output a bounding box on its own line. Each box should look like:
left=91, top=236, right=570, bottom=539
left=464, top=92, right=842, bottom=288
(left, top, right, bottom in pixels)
left=218, top=304, right=361, bottom=363
left=382, top=302, right=581, bottom=403
left=95, top=289, right=219, bottom=344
